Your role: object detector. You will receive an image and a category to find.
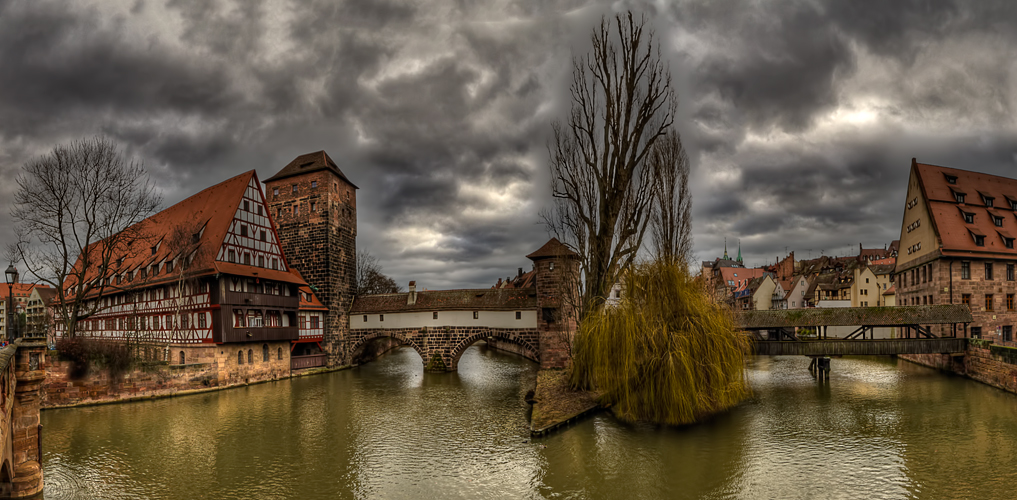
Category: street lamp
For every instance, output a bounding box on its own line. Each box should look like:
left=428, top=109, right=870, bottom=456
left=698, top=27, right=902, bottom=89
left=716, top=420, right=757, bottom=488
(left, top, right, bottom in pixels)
left=5, top=263, right=18, bottom=342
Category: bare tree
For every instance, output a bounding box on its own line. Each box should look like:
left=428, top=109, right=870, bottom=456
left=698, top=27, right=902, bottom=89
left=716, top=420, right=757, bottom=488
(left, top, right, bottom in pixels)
left=650, top=129, right=693, bottom=267
left=355, top=251, right=401, bottom=296
left=544, top=12, right=678, bottom=315
left=11, top=137, right=161, bottom=339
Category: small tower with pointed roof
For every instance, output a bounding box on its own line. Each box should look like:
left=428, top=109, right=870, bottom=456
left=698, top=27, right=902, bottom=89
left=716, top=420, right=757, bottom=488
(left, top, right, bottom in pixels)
left=265, top=151, right=358, bottom=366
left=526, top=238, right=580, bottom=369
left=737, top=240, right=743, bottom=265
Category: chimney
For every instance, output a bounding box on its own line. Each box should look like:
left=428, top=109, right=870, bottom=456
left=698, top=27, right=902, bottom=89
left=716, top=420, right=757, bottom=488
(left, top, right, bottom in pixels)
left=408, top=281, right=417, bottom=305
left=517, top=267, right=523, bottom=278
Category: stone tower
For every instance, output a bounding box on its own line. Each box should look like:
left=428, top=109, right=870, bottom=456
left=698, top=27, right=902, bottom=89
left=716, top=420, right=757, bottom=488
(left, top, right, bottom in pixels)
left=526, top=238, right=580, bottom=369
left=265, top=151, right=357, bottom=367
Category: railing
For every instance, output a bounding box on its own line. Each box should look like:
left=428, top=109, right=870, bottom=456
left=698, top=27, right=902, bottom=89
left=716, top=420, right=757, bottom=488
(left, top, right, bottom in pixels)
left=222, top=291, right=298, bottom=309
left=754, top=338, right=969, bottom=356
left=219, top=326, right=298, bottom=343
left=291, top=354, right=327, bottom=370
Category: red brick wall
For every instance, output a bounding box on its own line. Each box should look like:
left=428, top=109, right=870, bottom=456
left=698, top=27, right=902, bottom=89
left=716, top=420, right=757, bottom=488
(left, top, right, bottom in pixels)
left=897, top=256, right=1017, bottom=344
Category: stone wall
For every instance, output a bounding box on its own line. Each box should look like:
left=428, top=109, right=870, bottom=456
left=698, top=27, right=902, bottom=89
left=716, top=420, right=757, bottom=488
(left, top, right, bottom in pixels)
left=350, top=326, right=540, bottom=371
left=901, top=339, right=1017, bottom=394
left=43, top=341, right=292, bottom=407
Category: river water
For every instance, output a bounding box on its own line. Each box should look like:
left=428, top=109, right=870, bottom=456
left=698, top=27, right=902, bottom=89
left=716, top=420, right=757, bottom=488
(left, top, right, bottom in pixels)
left=42, top=345, right=1017, bottom=499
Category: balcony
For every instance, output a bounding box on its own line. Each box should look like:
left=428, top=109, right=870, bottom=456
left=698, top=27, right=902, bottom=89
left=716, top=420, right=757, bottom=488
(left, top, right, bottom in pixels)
left=218, top=326, right=298, bottom=343
left=223, top=291, right=298, bottom=309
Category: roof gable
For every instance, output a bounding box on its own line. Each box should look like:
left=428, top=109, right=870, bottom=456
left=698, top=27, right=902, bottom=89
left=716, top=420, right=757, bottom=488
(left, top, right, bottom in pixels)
left=526, top=238, right=579, bottom=260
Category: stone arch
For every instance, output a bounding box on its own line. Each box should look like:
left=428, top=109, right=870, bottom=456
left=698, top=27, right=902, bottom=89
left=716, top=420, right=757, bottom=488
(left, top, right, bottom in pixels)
left=349, top=330, right=427, bottom=367
left=449, top=328, right=540, bottom=371
left=0, top=458, right=11, bottom=489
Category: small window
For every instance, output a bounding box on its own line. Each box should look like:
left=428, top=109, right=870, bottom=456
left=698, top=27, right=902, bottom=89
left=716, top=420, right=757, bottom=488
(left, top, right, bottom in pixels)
left=1009, top=263, right=1015, bottom=281
left=970, top=326, right=982, bottom=339
left=292, top=184, right=298, bottom=193
left=994, top=215, right=1004, bottom=227
left=263, top=344, right=269, bottom=362
left=244, top=200, right=250, bottom=211
left=974, top=235, right=985, bottom=246
left=379, top=314, right=384, bottom=322
left=956, top=193, right=965, bottom=203
left=295, top=205, right=300, bottom=216
left=199, top=313, right=207, bottom=329
left=179, top=351, right=185, bottom=365
left=363, top=315, right=368, bottom=322
left=515, top=311, right=521, bottom=320
left=238, top=350, right=244, bottom=365
left=473, top=311, right=479, bottom=319
left=865, top=278, right=869, bottom=283
left=244, top=253, right=251, bottom=265
left=963, top=212, right=974, bottom=223
left=433, top=312, right=438, bottom=320
left=986, top=262, right=994, bottom=280
left=260, top=230, right=267, bottom=242
left=311, top=202, right=317, bottom=212
left=984, top=195, right=994, bottom=207
left=278, top=347, right=283, bottom=360
left=986, top=294, right=994, bottom=311
left=257, top=206, right=263, bottom=216
left=312, top=180, right=318, bottom=188
left=962, top=294, right=971, bottom=306
left=961, top=261, right=971, bottom=279
left=1006, top=237, right=1015, bottom=249
left=248, top=349, right=253, bottom=364
left=1008, top=294, right=1014, bottom=311
left=945, top=174, right=957, bottom=184
left=228, top=250, right=236, bottom=263
left=1004, top=325, right=1014, bottom=342
left=311, top=316, right=319, bottom=328
left=273, top=187, right=279, bottom=196
left=549, top=262, right=555, bottom=271
left=258, top=256, right=265, bottom=268
left=240, top=225, right=248, bottom=237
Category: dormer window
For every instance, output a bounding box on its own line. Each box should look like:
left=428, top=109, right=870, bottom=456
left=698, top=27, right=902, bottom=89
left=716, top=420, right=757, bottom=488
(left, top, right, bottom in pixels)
left=945, top=174, right=957, bottom=184
left=983, top=195, right=994, bottom=207
left=964, top=212, right=974, bottom=224
left=974, top=234, right=985, bottom=246
left=956, top=192, right=965, bottom=203
left=1005, top=237, right=1015, bottom=249
left=994, top=215, right=1004, bottom=227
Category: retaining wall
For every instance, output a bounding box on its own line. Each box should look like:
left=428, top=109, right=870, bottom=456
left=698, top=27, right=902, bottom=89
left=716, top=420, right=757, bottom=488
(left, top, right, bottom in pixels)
left=901, top=339, right=1017, bottom=394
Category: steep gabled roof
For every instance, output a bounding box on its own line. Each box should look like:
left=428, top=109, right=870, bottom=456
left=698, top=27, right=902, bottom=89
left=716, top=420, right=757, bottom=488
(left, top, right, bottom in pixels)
left=66, top=170, right=306, bottom=295
left=914, top=160, right=1017, bottom=259
left=526, top=238, right=579, bottom=260
left=264, top=150, right=358, bottom=188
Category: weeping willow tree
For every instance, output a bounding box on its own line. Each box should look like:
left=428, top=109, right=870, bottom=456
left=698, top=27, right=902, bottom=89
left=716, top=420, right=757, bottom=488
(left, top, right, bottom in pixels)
left=570, top=261, right=751, bottom=425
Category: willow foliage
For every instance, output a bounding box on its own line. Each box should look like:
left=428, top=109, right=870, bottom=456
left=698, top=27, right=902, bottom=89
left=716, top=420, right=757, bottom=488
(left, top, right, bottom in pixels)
left=570, top=261, right=751, bottom=425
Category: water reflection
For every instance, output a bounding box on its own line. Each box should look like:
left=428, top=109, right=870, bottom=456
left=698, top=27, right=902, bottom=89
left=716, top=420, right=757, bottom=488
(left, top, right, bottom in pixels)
left=42, top=348, right=1017, bottom=499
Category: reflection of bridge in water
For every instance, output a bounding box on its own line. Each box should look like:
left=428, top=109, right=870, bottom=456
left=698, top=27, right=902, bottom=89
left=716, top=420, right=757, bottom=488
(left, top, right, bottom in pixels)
left=737, top=305, right=974, bottom=357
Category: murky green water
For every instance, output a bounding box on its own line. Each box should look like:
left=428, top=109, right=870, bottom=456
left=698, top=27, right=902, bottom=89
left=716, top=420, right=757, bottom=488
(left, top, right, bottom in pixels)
left=42, top=345, right=1017, bottom=499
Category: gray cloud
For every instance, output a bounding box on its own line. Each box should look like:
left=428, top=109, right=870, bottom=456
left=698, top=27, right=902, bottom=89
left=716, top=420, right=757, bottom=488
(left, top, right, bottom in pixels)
left=3, top=0, right=1017, bottom=286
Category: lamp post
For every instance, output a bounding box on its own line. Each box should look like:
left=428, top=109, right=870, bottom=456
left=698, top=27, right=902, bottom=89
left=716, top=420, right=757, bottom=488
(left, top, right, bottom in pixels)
left=5, top=263, right=18, bottom=342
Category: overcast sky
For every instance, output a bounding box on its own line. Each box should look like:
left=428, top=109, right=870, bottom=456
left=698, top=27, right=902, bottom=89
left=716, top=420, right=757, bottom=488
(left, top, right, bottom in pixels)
left=3, top=0, right=1017, bottom=289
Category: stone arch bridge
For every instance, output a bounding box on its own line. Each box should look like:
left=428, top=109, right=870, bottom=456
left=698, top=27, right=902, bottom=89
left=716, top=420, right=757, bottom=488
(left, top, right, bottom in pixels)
left=0, top=339, right=47, bottom=498
left=349, top=326, right=541, bottom=371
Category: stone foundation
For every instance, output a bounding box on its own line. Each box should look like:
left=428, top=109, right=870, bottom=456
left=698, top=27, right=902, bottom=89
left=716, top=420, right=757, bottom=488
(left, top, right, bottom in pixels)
left=901, top=339, right=1017, bottom=394
left=43, top=341, right=292, bottom=408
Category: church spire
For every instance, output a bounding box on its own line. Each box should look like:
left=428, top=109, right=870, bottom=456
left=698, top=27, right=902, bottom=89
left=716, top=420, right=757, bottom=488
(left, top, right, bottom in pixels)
left=737, top=239, right=743, bottom=264
left=723, top=238, right=730, bottom=260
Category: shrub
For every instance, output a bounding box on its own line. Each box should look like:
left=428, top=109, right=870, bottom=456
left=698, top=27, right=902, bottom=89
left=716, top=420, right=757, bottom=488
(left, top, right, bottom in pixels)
left=570, top=261, right=752, bottom=425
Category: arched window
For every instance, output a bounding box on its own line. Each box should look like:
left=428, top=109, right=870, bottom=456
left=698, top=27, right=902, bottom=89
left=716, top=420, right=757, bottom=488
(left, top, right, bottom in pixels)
left=248, top=349, right=253, bottom=364
left=238, top=350, right=244, bottom=365
left=179, top=351, right=185, bottom=365
left=262, top=344, right=269, bottom=362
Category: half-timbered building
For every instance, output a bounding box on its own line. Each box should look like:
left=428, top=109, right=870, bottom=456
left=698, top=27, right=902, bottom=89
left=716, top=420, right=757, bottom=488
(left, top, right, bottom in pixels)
left=57, top=170, right=328, bottom=380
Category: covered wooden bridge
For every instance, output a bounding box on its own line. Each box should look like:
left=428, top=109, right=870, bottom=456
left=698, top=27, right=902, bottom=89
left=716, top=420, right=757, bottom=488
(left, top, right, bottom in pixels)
left=736, top=305, right=973, bottom=357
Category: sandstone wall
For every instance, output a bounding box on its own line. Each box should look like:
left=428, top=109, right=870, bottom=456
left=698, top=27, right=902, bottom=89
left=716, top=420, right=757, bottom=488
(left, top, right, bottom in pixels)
left=901, top=339, right=1017, bottom=394
left=43, top=341, right=292, bottom=408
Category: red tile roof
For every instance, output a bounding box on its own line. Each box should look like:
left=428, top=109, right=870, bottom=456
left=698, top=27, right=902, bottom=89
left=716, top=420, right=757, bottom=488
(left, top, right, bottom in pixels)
left=351, top=288, right=537, bottom=314
left=264, top=150, right=358, bottom=188
left=915, top=161, right=1017, bottom=259
left=0, top=283, right=48, bottom=301
left=65, top=170, right=305, bottom=295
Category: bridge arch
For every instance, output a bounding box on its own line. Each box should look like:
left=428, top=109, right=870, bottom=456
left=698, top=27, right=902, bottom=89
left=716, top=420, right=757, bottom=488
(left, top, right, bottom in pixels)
left=349, top=330, right=427, bottom=367
left=448, top=328, right=539, bottom=371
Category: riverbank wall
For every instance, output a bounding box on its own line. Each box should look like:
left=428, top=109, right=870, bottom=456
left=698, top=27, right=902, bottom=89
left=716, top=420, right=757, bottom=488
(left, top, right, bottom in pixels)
left=43, top=341, right=295, bottom=408
left=901, top=339, right=1017, bottom=394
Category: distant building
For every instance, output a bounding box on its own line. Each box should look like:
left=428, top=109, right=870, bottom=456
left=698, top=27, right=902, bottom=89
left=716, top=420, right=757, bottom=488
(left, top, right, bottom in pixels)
left=0, top=283, right=47, bottom=339
left=895, top=158, right=1017, bottom=343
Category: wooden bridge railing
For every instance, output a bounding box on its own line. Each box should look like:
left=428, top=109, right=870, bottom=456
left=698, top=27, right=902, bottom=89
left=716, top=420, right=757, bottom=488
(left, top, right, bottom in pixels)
left=753, top=338, right=968, bottom=356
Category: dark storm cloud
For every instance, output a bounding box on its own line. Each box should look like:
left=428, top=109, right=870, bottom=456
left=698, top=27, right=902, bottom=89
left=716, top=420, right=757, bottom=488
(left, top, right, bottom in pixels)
left=3, top=0, right=1017, bottom=285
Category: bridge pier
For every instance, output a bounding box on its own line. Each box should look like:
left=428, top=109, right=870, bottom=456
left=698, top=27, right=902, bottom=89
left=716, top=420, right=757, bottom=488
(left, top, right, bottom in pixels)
left=6, top=341, right=45, bottom=499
